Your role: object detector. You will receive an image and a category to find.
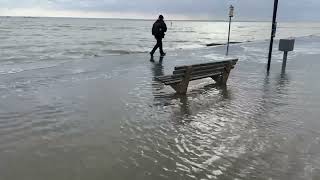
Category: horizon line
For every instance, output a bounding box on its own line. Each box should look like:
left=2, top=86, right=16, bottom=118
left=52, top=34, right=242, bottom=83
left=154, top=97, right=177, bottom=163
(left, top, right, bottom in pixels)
left=1, top=15, right=319, bottom=23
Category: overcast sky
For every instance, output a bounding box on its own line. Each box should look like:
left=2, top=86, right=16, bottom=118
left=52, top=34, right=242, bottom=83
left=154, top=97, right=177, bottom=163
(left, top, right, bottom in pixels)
left=0, top=0, right=319, bottom=21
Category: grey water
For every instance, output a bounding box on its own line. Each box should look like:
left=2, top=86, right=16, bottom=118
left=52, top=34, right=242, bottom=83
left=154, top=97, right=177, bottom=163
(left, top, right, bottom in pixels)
left=1, top=17, right=320, bottom=179
left=1, top=17, right=320, bottom=74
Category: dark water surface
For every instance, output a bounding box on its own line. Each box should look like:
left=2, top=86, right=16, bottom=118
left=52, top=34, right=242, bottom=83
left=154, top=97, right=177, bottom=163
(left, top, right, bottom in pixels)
left=1, top=36, right=320, bottom=179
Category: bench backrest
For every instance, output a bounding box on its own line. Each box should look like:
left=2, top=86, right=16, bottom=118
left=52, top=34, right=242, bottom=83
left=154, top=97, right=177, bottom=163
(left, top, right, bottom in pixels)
left=172, top=59, right=238, bottom=78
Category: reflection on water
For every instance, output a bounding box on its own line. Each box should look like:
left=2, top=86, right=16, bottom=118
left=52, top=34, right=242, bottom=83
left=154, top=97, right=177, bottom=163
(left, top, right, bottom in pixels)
left=150, top=56, right=164, bottom=78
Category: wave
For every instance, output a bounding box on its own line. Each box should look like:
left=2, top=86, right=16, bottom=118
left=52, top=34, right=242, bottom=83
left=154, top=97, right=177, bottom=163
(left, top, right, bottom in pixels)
left=62, top=49, right=148, bottom=57
left=171, top=40, right=190, bottom=43
left=0, top=62, right=65, bottom=75
left=102, top=49, right=148, bottom=55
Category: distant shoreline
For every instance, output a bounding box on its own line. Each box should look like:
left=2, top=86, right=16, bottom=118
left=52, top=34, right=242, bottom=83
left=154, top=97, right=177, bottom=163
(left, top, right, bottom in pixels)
left=2, top=15, right=319, bottom=23
left=0, top=15, right=259, bottom=22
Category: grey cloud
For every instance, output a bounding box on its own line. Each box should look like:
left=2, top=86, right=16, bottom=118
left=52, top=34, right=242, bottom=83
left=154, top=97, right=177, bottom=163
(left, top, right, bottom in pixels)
left=0, top=0, right=319, bottom=20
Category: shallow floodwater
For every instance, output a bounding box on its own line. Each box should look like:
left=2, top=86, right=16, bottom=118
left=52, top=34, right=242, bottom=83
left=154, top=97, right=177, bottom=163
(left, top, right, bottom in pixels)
left=1, top=18, right=320, bottom=180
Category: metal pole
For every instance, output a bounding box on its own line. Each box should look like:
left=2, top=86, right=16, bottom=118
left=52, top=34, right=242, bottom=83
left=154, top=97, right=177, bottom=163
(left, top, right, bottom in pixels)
left=267, top=0, right=279, bottom=71
left=226, top=16, right=232, bottom=56
left=281, top=51, right=288, bottom=71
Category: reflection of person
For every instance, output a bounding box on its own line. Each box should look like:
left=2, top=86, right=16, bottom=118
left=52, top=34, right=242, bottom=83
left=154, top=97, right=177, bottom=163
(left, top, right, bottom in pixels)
left=150, top=15, right=167, bottom=57
left=150, top=56, right=165, bottom=92
left=150, top=56, right=164, bottom=79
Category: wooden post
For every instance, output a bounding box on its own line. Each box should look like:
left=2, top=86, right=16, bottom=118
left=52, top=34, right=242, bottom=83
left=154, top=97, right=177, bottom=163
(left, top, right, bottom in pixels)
left=281, top=51, right=288, bottom=72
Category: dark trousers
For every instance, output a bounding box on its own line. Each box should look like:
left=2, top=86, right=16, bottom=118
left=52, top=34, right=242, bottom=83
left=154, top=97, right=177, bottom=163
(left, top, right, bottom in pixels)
left=151, top=37, right=164, bottom=55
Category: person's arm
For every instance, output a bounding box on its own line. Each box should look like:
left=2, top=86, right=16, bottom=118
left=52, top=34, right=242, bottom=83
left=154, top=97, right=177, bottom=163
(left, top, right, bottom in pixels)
left=163, top=22, right=167, bottom=32
left=152, top=23, right=155, bottom=35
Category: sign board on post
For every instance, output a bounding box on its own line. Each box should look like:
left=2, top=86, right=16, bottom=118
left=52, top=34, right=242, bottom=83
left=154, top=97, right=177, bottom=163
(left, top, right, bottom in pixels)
left=229, top=5, right=234, bottom=17
left=279, top=39, right=295, bottom=71
left=226, top=5, right=234, bottom=56
left=279, top=39, right=295, bottom=52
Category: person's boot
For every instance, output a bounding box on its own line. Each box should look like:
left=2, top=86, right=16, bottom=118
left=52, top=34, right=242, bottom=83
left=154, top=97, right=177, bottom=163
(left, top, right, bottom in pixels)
left=160, top=52, right=166, bottom=56
left=150, top=52, right=154, bottom=57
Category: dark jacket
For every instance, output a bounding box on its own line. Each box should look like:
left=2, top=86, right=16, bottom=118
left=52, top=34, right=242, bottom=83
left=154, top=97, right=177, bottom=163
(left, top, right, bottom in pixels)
left=152, top=19, right=167, bottom=39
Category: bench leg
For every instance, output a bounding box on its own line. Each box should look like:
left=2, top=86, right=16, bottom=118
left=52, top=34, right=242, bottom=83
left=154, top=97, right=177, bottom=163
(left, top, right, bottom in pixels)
left=222, top=69, right=230, bottom=84
left=169, top=66, right=192, bottom=94
left=170, top=83, right=189, bottom=94
left=212, top=63, right=232, bottom=85
left=211, top=75, right=222, bottom=84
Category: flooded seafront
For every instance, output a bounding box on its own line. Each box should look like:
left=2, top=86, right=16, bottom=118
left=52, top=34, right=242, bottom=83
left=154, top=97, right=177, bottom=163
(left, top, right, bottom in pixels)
left=1, top=36, right=320, bottom=180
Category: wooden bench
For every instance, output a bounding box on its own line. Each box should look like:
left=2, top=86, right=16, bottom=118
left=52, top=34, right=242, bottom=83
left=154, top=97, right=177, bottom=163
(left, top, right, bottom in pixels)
left=155, top=59, right=238, bottom=94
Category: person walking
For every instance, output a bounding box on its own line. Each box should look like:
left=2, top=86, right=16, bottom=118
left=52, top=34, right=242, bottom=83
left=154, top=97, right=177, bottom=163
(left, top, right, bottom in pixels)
left=150, top=15, right=167, bottom=57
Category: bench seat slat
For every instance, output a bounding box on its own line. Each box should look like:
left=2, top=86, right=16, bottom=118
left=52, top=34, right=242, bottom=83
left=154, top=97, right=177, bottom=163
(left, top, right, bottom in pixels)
left=175, top=61, right=237, bottom=71
left=156, top=74, right=184, bottom=81
left=175, top=59, right=238, bottom=70
left=157, top=67, right=224, bottom=83
left=175, top=59, right=237, bottom=68
left=190, top=72, right=222, bottom=81
left=173, top=65, right=235, bottom=75
left=191, top=67, right=225, bottom=76
left=162, top=72, right=222, bottom=85
left=164, top=79, right=183, bottom=85
left=156, top=75, right=172, bottom=80
left=161, top=77, right=182, bottom=83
